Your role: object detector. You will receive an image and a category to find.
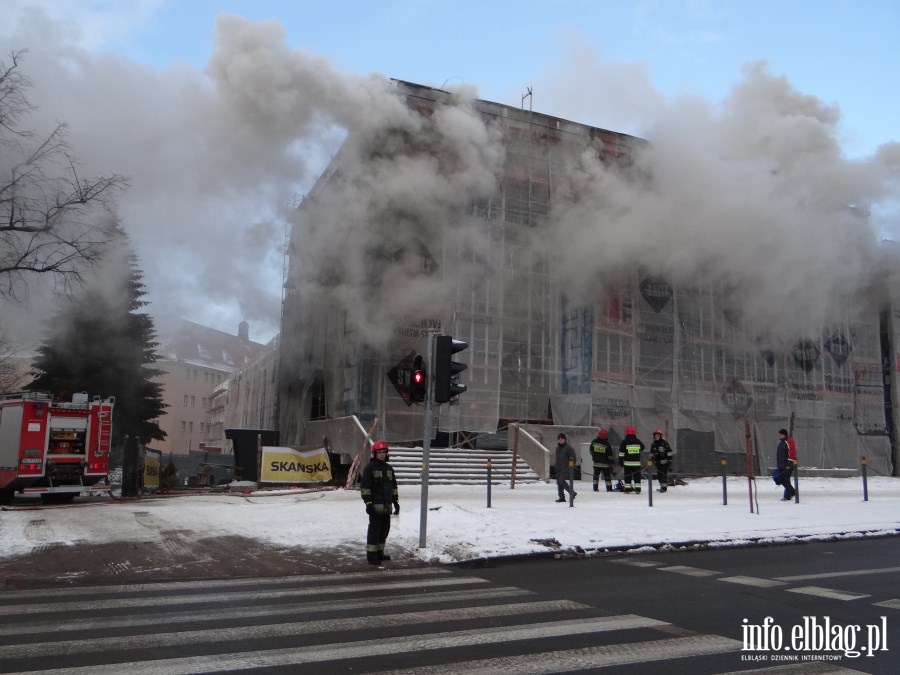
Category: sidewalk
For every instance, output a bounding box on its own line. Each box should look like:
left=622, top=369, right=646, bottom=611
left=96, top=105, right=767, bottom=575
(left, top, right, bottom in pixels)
left=1, top=476, right=898, bottom=588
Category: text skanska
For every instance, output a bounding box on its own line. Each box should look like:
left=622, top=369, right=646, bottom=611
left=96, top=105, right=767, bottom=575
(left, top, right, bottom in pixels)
left=270, top=461, right=329, bottom=473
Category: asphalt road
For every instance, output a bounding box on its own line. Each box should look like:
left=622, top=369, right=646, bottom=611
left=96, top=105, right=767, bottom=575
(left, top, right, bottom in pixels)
left=459, top=536, right=900, bottom=673
left=1, top=537, right=896, bottom=673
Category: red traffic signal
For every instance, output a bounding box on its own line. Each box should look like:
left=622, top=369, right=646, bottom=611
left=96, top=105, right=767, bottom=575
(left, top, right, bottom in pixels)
left=411, top=353, right=427, bottom=403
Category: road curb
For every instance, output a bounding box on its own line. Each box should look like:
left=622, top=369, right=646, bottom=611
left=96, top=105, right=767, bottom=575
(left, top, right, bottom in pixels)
left=447, top=527, right=900, bottom=568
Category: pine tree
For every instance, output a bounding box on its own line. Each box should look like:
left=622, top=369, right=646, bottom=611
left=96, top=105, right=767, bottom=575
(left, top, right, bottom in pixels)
left=28, top=229, right=167, bottom=447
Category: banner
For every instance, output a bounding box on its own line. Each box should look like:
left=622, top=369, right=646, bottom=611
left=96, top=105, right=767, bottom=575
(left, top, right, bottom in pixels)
left=142, top=449, right=161, bottom=490
left=260, top=446, right=332, bottom=483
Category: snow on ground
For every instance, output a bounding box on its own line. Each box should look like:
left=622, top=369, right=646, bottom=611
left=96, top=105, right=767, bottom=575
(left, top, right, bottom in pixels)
left=1, top=477, right=898, bottom=564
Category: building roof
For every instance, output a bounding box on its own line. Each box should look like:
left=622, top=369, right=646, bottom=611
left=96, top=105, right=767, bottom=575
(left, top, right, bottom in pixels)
left=155, top=318, right=264, bottom=372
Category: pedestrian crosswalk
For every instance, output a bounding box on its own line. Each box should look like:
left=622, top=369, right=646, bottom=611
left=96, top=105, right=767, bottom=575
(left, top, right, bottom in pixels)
left=612, top=558, right=900, bottom=607
left=0, top=568, right=865, bottom=674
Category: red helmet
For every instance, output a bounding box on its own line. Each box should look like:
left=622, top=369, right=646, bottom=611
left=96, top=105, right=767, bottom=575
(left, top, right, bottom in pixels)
left=653, top=428, right=662, bottom=436
left=598, top=428, right=608, bottom=440
left=625, top=426, right=636, bottom=436
left=372, top=440, right=389, bottom=456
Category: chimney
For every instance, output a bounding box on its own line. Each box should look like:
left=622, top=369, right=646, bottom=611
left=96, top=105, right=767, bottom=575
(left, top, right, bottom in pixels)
left=238, top=320, right=249, bottom=343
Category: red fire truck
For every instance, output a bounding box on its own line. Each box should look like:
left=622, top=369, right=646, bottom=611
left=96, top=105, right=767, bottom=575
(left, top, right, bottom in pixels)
left=0, top=391, right=114, bottom=504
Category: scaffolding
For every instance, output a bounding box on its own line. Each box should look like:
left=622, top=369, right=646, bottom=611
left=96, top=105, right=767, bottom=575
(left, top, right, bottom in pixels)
left=277, top=80, right=897, bottom=476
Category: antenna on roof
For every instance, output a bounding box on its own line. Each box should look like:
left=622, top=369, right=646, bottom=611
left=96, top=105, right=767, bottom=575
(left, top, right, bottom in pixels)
left=521, top=86, right=533, bottom=113
left=440, top=76, right=463, bottom=91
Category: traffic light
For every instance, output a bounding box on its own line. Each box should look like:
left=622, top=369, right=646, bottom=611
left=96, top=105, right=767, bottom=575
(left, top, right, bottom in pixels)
left=410, top=353, right=427, bottom=403
left=433, top=335, right=468, bottom=403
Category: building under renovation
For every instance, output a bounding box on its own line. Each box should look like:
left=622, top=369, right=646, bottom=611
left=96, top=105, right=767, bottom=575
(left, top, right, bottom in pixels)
left=277, top=80, right=899, bottom=477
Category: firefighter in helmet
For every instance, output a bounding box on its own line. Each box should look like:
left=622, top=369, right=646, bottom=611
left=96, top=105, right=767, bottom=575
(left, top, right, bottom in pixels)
left=649, top=428, right=673, bottom=493
left=619, top=426, right=644, bottom=494
left=360, top=440, right=399, bottom=565
left=589, top=427, right=614, bottom=492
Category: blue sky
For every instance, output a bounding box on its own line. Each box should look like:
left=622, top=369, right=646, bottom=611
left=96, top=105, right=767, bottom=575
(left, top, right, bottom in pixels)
left=21, top=0, right=898, bottom=159
left=3, top=1, right=899, bottom=343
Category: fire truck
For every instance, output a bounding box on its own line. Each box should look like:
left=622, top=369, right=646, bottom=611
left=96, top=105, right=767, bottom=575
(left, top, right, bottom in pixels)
left=0, top=391, right=114, bottom=504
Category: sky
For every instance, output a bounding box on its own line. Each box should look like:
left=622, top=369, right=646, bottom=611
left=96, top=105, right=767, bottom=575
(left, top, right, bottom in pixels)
left=1, top=1, right=898, bottom=346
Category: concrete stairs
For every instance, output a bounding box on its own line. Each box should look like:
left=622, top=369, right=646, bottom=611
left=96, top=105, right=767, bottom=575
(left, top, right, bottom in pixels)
left=387, top=447, right=542, bottom=486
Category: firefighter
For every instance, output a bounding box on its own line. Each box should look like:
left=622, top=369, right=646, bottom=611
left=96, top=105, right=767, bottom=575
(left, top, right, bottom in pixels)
left=589, top=427, right=614, bottom=492
left=619, top=426, right=644, bottom=494
left=649, top=428, right=673, bottom=492
left=360, top=440, right=399, bottom=565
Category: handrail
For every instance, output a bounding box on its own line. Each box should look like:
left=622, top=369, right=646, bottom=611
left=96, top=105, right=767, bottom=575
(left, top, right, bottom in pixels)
left=509, top=423, right=552, bottom=480
left=306, top=415, right=371, bottom=462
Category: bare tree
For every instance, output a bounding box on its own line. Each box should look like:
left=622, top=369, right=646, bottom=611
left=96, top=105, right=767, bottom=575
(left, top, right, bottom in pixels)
left=0, top=50, right=129, bottom=301
left=0, top=327, right=30, bottom=391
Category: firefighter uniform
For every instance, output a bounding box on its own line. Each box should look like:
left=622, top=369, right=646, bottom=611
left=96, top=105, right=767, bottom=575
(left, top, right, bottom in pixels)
left=360, top=441, right=399, bottom=565
left=649, top=429, right=673, bottom=492
left=589, top=429, right=614, bottom=492
left=619, top=427, right=644, bottom=494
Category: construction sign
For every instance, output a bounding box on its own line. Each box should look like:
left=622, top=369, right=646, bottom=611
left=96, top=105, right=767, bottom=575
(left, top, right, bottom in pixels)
left=143, top=448, right=161, bottom=491
left=260, top=446, right=332, bottom=483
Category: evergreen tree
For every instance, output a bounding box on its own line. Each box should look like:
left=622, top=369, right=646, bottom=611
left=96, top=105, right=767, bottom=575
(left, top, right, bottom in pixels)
left=28, top=228, right=167, bottom=447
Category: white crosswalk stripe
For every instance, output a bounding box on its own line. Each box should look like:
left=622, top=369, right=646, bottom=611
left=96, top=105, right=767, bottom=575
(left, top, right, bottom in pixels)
left=8, top=617, right=672, bottom=674
left=0, top=600, right=590, bottom=660
left=786, top=586, right=871, bottom=601
left=375, top=635, right=745, bottom=674
left=0, top=567, right=790, bottom=674
left=658, top=565, right=720, bottom=577
left=0, top=586, right=533, bottom=637
left=4, top=574, right=489, bottom=615
left=0, top=566, right=449, bottom=601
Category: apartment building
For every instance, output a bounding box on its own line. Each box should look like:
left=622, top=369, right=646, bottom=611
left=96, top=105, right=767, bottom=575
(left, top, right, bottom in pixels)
left=154, top=318, right=263, bottom=454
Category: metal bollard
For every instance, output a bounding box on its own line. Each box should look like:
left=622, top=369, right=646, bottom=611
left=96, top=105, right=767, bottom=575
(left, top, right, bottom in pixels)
left=792, top=458, right=800, bottom=503
left=647, top=459, right=653, bottom=507
left=861, top=456, right=868, bottom=502
left=568, top=459, right=575, bottom=507
left=722, top=457, right=728, bottom=505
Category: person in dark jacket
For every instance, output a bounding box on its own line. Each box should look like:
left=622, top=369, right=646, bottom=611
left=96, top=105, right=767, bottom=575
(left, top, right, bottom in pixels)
left=619, top=426, right=644, bottom=494
left=360, top=440, right=399, bottom=565
left=589, top=428, right=614, bottom=492
left=775, top=428, right=796, bottom=501
left=554, top=433, right=577, bottom=503
left=649, top=428, right=673, bottom=493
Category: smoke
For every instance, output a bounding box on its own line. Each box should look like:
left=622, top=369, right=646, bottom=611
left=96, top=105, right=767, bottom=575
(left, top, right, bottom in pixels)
left=2, top=8, right=898, bottom=354
left=536, top=56, right=900, bottom=340
left=1, top=11, right=329, bottom=345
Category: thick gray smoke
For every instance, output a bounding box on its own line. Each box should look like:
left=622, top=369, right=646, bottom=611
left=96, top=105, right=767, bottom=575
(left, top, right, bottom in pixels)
left=2, top=9, right=898, bottom=352
left=531, top=52, right=900, bottom=341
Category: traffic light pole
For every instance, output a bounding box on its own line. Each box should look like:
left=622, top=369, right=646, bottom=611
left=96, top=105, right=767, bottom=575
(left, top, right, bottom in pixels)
left=418, top=331, right=435, bottom=549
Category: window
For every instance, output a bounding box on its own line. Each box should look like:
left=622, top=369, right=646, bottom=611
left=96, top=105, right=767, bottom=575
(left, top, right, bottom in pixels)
left=180, top=421, right=186, bottom=432
left=183, top=395, right=188, bottom=406
left=202, top=397, right=207, bottom=407
left=310, top=371, right=326, bottom=420
left=204, top=372, right=209, bottom=383
left=190, top=395, right=195, bottom=407
left=189, top=421, right=194, bottom=433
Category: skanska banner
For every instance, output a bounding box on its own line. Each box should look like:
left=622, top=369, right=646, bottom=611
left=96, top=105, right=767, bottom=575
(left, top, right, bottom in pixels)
left=260, top=446, right=332, bottom=483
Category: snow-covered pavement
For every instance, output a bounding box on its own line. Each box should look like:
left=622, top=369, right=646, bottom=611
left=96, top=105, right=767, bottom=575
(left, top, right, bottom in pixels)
left=2, top=476, right=897, bottom=565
